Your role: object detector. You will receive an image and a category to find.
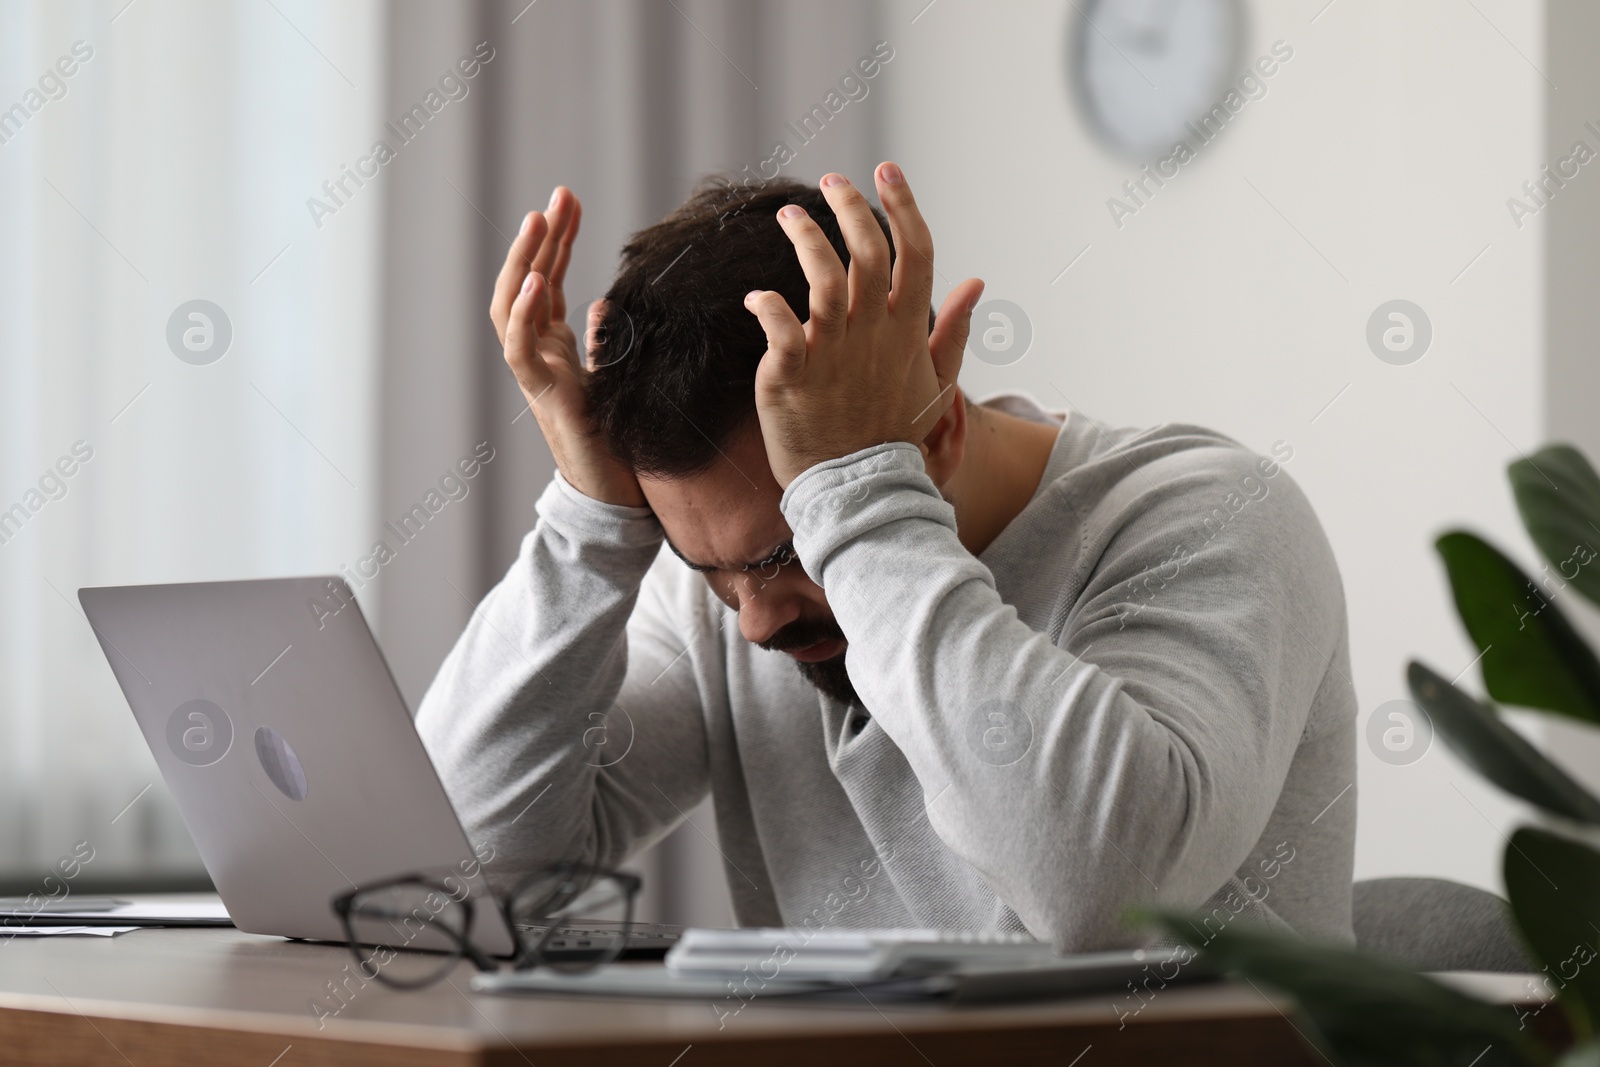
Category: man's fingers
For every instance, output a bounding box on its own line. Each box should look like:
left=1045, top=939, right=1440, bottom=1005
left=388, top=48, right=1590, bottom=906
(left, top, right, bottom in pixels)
left=504, top=271, right=556, bottom=402
left=492, top=186, right=581, bottom=343
left=546, top=190, right=582, bottom=292
left=527, top=262, right=553, bottom=335
left=491, top=210, right=549, bottom=341
left=874, top=161, right=935, bottom=324
left=532, top=188, right=581, bottom=324
left=745, top=289, right=807, bottom=382
left=817, top=173, right=891, bottom=318
left=775, top=204, right=849, bottom=336
left=930, top=278, right=985, bottom=387
left=531, top=187, right=575, bottom=281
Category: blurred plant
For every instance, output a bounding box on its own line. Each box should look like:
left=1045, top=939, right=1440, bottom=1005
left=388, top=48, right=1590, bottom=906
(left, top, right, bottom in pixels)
left=1134, top=443, right=1600, bottom=1065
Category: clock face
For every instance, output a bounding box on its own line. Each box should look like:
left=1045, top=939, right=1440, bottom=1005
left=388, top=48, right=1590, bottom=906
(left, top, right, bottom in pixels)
left=1070, top=0, right=1246, bottom=160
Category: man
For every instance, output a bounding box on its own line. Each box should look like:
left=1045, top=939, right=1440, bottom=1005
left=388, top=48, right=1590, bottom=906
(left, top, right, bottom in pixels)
left=415, top=163, right=1356, bottom=951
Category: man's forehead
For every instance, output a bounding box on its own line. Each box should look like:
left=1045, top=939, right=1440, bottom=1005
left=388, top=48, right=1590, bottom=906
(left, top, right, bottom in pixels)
left=656, top=489, right=793, bottom=572
left=638, top=423, right=791, bottom=571
left=650, top=482, right=790, bottom=571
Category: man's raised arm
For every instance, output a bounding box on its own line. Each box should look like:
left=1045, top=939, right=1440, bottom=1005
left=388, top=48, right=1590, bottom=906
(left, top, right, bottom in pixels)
left=415, top=190, right=709, bottom=890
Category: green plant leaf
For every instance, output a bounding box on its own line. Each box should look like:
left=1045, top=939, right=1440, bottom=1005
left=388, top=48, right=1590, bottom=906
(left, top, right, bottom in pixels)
left=1505, top=826, right=1600, bottom=1042
left=1134, top=907, right=1544, bottom=1066
left=1408, top=661, right=1600, bottom=825
left=1557, top=1043, right=1600, bottom=1067
left=1510, top=445, right=1600, bottom=611
left=1436, top=531, right=1600, bottom=723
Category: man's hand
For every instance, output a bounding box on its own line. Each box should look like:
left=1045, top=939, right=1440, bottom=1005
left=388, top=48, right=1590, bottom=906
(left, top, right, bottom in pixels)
left=744, top=162, right=985, bottom=489
left=492, top=187, right=647, bottom=508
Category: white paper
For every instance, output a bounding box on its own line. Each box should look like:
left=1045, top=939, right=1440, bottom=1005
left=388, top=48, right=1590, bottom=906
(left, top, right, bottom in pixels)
left=0, top=926, right=140, bottom=938
left=106, top=901, right=230, bottom=921
left=0, top=901, right=232, bottom=924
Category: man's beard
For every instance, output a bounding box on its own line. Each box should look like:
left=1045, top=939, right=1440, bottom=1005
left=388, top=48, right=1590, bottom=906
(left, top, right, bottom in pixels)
left=758, top=615, right=859, bottom=708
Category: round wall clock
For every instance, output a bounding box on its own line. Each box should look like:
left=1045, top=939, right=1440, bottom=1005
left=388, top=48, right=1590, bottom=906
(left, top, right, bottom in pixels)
left=1069, top=0, right=1247, bottom=160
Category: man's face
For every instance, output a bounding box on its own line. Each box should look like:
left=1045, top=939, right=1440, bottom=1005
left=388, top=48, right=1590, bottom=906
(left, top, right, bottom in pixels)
left=636, top=422, right=859, bottom=707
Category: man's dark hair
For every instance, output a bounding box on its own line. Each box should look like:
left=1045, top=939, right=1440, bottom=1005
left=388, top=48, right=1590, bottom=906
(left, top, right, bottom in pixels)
left=587, top=176, right=912, bottom=478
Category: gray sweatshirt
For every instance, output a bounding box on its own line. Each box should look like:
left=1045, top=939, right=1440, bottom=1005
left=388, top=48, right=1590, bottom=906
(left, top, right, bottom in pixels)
left=415, top=393, right=1357, bottom=951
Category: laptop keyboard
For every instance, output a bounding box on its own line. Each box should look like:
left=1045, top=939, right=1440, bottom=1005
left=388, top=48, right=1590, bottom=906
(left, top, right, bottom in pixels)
left=514, top=920, right=684, bottom=959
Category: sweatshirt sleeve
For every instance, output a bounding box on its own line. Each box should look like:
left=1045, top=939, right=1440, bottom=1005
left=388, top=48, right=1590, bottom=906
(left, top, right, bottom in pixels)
left=414, top=471, right=712, bottom=891
left=779, top=439, right=1344, bottom=951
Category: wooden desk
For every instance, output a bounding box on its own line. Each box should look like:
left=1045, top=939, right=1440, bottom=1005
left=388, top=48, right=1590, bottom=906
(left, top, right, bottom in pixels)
left=0, top=923, right=1536, bottom=1066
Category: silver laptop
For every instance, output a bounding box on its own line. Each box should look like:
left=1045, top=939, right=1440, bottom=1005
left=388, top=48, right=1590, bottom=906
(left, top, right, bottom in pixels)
left=79, top=576, right=516, bottom=955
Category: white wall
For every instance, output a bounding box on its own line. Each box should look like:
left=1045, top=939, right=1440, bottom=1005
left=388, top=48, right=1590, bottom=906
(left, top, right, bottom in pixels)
left=883, top=0, right=1547, bottom=892
left=0, top=0, right=385, bottom=882
left=1541, top=1, right=1600, bottom=797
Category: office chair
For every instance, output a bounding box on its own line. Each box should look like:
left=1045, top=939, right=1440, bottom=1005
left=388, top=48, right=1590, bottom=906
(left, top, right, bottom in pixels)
left=1352, top=877, right=1533, bottom=973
